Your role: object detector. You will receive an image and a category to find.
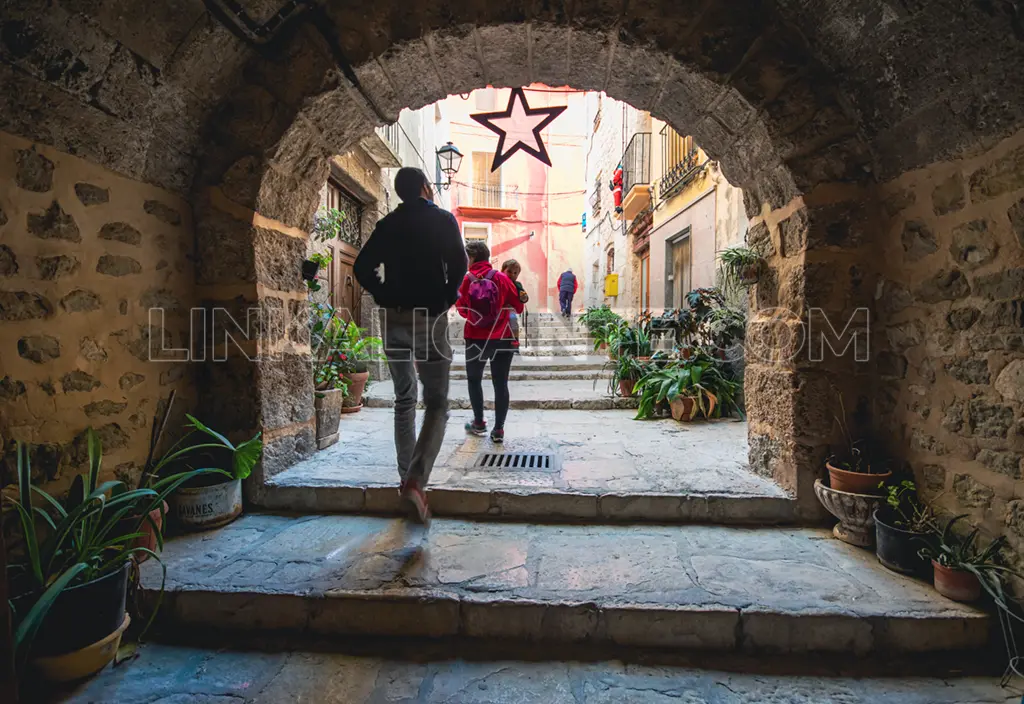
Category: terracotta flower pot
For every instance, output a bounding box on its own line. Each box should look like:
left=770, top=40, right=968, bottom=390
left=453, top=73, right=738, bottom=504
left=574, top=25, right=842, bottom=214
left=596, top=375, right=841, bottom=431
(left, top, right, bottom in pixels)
left=343, top=370, right=370, bottom=408
left=932, top=560, right=982, bottom=602
left=826, top=461, right=890, bottom=495
left=618, top=378, right=638, bottom=397
left=670, top=396, right=696, bottom=421
left=132, top=501, right=168, bottom=561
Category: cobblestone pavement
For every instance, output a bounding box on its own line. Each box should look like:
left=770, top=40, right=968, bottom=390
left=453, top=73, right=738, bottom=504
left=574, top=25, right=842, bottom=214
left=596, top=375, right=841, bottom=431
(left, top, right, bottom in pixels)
left=61, top=642, right=1020, bottom=703
left=271, top=409, right=780, bottom=500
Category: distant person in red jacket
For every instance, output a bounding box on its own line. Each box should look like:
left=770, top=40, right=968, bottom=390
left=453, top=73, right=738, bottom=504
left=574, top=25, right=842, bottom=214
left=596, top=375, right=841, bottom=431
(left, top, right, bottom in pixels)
left=457, top=240, right=524, bottom=443
left=557, top=268, right=578, bottom=318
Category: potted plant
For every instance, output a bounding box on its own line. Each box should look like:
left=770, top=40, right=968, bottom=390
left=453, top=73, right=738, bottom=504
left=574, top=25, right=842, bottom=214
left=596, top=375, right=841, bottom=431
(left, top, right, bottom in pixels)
left=579, top=306, right=623, bottom=349
left=826, top=391, right=891, bottom=494
left=873, top=479, right=935, bottom=575
left=918, top=515, right=1024, bottom=603
left=610, top=354, right=647, bottom=397
left=310, top=302, right=382, bottom=413
left=718, top=245, right=763, bottom=287
left=163, top=415, right=263, bottom=531
left=302, top=252, right=331, bottom=292
left=6, top=432, right=208, bottom=682
left=633, top=355, right=741, bottom=422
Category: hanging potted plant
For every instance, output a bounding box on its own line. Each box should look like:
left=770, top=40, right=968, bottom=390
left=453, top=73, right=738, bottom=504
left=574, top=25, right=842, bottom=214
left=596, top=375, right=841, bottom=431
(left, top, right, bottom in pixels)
left=302, top=252, right=331, bottom=291
left=718, top=246, right=763, bottom=287
left=163, top=415, right=263, bottom=531
left=6, top=432, right=208, bottom=683
left=919, top=515, right=1024, bottom=604
left=873, top=479, right=935, bottom=575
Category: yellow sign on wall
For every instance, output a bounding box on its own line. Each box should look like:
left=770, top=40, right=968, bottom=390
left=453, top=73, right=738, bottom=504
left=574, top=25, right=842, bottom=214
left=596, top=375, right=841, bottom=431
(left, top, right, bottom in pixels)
left=604, top=273, right=619, bottom=297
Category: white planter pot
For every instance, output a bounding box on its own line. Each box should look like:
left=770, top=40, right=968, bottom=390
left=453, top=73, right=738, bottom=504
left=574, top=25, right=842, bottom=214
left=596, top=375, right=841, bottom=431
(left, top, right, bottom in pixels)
left=170, top=477, right=243, bottom=531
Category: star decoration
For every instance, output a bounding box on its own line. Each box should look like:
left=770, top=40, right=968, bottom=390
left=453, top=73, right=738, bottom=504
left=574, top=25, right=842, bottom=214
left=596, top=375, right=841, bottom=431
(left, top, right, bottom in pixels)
left=470, top=88, right=567, bottom=172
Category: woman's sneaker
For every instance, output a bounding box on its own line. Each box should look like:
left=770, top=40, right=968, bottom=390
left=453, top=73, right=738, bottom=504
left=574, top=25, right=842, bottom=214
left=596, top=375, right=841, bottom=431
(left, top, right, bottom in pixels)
left=466, top=420, right=487, bottom=436
left=490, top=428, right=504, bottom=443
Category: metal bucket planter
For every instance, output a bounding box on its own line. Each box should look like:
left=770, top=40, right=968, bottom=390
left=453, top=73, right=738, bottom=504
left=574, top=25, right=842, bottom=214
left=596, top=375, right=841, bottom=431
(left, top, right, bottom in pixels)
left=315, top=388, right=345, bottom=449
left=170, top=477, right=243, bottom=531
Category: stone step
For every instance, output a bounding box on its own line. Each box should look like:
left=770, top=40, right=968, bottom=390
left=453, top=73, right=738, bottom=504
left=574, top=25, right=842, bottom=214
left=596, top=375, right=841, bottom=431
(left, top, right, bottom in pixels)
left=143, top=514, right=990, bottom=657
left=521, top=338, right=593, bottom=346
left=262, top=408, right=791, bottom=526
left=364, top=379, right=633, bottom=410
left=448, top=369, right=608, bottom=381
left=68, top=640, right=1014, bottom=703
left=451, top=356, right=607, bottom=372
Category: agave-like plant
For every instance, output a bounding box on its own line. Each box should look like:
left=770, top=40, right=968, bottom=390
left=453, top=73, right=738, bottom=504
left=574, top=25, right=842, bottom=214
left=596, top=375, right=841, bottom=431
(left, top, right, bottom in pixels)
left=5, top=429, right=221, bottom=673
left=920, top=515, right=1024, bottom=621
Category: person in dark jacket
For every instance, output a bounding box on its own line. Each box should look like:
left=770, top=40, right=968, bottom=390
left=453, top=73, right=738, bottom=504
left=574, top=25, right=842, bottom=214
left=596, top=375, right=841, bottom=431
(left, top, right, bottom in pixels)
left=354, top=167, right=467, bottom=525
left=557, top=268, right=578, bottom=318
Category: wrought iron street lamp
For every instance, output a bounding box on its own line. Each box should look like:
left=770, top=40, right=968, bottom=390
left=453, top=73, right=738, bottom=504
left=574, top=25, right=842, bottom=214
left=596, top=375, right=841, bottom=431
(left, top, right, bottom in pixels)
left=435, top=142, right=463, bottom=190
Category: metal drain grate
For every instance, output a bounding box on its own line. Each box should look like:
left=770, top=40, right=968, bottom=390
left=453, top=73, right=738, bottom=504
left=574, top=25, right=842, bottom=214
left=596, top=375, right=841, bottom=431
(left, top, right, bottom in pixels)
left=474, top=452, right=555, bottom=471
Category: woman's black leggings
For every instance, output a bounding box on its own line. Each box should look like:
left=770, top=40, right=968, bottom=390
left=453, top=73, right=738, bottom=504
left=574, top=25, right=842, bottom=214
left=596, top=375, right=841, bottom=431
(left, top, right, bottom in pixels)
left=465, top=340, right=515, bottom=429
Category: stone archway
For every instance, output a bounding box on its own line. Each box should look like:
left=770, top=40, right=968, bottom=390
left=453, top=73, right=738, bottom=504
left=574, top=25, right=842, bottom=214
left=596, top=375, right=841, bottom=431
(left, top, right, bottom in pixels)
left=184, top=14, right=879, bottom=518
left=1, top=0, right=1023, bottom=531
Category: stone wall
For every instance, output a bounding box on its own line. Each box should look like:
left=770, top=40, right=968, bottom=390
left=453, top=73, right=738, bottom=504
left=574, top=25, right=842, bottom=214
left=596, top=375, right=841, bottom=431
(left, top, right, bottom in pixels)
left=876, top=129, right=1024, bottom=550
left=0, top=130, right=196, bottom=494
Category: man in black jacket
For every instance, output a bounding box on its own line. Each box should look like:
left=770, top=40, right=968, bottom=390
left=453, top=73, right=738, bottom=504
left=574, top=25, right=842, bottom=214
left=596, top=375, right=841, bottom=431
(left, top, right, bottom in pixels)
left=354, top=167, right=467, bottom=525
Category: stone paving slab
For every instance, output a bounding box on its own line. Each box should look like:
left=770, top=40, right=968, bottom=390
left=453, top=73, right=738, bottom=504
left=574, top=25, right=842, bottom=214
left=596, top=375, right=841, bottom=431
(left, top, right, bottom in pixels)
left=141, top=514, right=989, bottom=655
left=365, top=379, right=639, bottom=409
left=261, top=409, right=793, bottom=523
left=61, top=642, right=1020, bottom=704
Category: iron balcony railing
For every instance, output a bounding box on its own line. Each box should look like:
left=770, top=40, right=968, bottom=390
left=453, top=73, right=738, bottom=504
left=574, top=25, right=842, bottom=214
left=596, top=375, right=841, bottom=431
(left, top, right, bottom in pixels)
left=659, top=125, right=702, bottom=200
left=622, top=132, right=652, bottom=196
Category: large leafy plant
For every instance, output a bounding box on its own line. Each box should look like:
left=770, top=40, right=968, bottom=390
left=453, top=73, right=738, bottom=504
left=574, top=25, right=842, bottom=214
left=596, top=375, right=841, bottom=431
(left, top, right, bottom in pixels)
left=633, top=356, right=741, bottom=421
left=6, top=431, right=216, bottom=672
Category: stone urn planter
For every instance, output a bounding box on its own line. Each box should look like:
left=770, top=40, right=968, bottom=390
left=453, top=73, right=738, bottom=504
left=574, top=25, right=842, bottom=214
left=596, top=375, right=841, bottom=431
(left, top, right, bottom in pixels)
left=315, top=388, right=345, bottom=449
left=342, top=370, right=369, bottom=412
left=813, top=478, right=883, bottom=547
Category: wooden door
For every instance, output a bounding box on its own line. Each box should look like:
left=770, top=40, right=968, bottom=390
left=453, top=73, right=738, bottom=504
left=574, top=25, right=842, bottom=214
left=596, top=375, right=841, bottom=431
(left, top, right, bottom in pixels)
left=324, top=180, right=365, bottom=325
left=331, top=242, right=361, bottom=325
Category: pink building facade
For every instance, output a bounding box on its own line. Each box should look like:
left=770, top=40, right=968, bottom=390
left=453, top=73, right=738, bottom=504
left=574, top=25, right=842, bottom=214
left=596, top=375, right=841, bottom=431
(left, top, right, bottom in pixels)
left=444, top=86, right=588, bottom=313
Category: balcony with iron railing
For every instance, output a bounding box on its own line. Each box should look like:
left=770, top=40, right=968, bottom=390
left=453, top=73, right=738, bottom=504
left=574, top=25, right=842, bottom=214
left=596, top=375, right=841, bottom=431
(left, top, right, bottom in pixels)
left=659, top=126, right=704, bottom=201
left=620, top=132, right=652, bottom=221
left=454, top=182, right=519, bottom=220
